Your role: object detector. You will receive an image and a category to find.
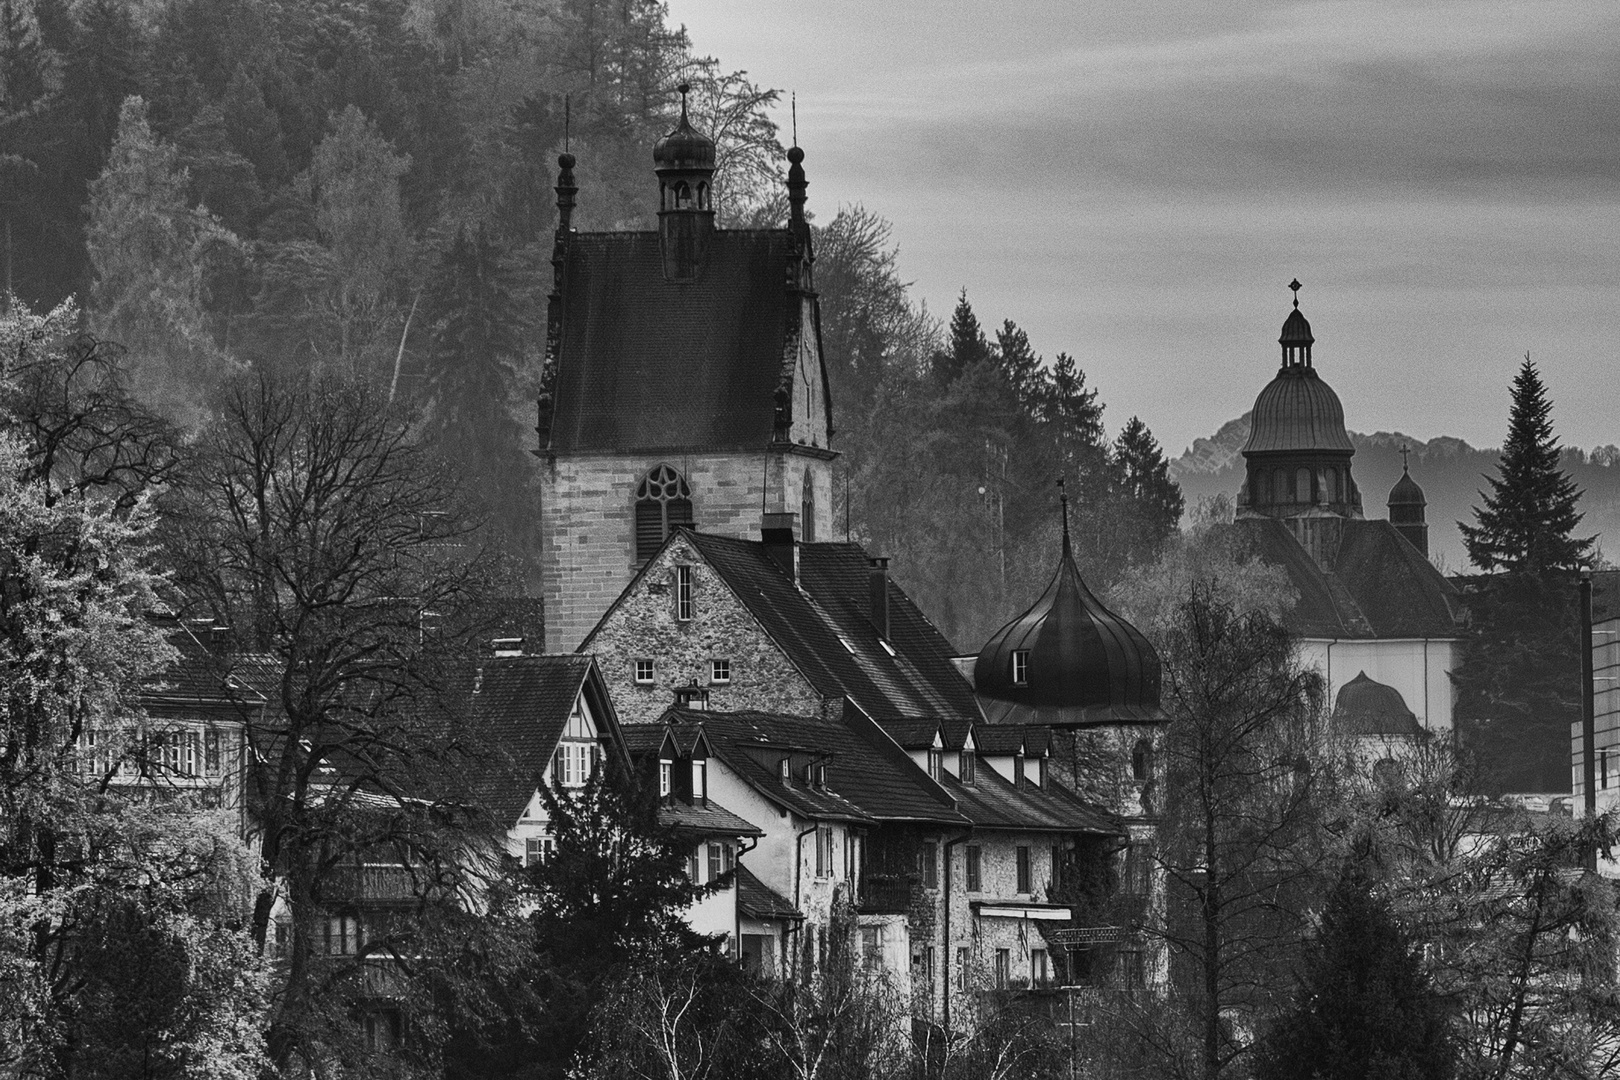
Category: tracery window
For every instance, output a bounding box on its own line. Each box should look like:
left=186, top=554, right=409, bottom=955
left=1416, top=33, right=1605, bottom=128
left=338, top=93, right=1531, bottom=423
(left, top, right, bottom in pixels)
left=800, top=469, right=816, bottom=543
left=635, top=465, right=694, bottom=560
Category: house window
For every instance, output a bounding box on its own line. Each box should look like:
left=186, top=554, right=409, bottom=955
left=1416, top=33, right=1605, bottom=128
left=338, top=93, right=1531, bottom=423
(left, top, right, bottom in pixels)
left=634, top=465, right=694, bottom=560
left=779, top=757, right=791, bottom=782
left=634, top=659, right=655, bottom=684
left=1125, top=844, right=1152, bottom=896
left=960, top=750, right=976, bottom=785
left=862, top=926, right=881, bottom=968
left=816, top=826, right=834, bottom=877
left=994, top=948, right=1010, bottom=989
left=674, top=565, right=694, bottom=621
left=927, top=748, right=942, bottom=780
left=659, top=759, right=672, bottom=797
left=965, top=845, right=982, bottom=892
left=1016, top=846, right=1032, bottom=894
left=708, top=843, right=725, bottom=882
left=274, top=920, right=290, bottom=958
left=687, top=850, right=700, bottom=881
left=556, top=742, right=591, bottom=788
left=956, top=946, right=969, bottom=989
left=204, top=729, right=222, bottom=776
left=919, top=841, right=938, bottom=888
left=1011, top=650, right=1029, bottom=685
left=525, top=835, right=554, bottom=866
left=922, top=945, right=936, bottom=986
left=1031, top=948, right=1050, bottom=988
left=691, top=759, right=707, bottom=802
left=710, top=658, right=731, bottom=684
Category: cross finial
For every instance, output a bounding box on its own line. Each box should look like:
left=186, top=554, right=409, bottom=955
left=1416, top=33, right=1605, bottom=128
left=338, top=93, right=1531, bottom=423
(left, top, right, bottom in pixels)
left=1289, top=278, right=1302, bottom=308
left=1057, top=477, right=1071, bottom=556
left=791, top=91, right=798, bottom=148
left=1399, top=444, right=1410, bottom=472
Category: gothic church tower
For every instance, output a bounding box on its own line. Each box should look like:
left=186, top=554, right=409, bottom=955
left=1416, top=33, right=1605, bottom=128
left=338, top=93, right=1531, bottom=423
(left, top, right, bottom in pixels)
left=535, top=89, right=836, bottom=651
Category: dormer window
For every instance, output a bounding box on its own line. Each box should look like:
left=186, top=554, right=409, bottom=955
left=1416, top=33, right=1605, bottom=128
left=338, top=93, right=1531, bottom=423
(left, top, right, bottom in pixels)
left=927, top=749, right=943, bottom=781
left=659, top=759, right=672, bottom=797
left=691, top=759, right=707, bottom=803
left=1033, top=757, right=1047, bottom=789
left=816, top=763, right=828, bottom=789
left=1014, top=754, right=1025, bottom=789
left=1011, top=650, right=1030, bottom=686
left=779, top=757, right=791, bottom=782
left=959, top=750, right=976, bottom=785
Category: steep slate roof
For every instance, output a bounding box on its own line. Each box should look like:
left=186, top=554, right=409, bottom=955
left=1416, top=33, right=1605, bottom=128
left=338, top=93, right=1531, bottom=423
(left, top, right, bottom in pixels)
left=1234, top=517, right=1463, bottom=640
left=661, top=800, right=764, bottom=839
left=737, top=865, right=802, bottom=921
left=937, top=759, right=1121, bottom=836
left=545, top=230, right=802, bottom=454
left=662, top=707, right=963, bottom=825
left=143, top=617, right=275, bottom=707
left=684, top=533, right=983, bottom=723
left=465, top=654, right=613, bottom=823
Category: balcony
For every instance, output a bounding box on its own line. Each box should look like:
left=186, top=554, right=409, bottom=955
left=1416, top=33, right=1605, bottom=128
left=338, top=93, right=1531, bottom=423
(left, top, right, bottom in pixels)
left=857, top=873, right=916, bottom=915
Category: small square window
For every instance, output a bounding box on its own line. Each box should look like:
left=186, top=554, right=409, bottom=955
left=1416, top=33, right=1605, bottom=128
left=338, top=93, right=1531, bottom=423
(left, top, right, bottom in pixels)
left=634, top=659, right=655, bottom=684
left=1011, top=649, right=1030, bottom=685
left=710, top=658, right=731, bottom=684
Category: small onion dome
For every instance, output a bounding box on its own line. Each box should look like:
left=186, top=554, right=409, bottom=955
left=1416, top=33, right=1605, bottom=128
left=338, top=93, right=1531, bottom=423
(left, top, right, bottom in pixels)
left=653, top=84, right=715, bottom=172
left=1279, top=305, right=1314, bottom=349
left=1332, top=671, right=1424, bottom=738
left=1241, top=366, right=1354, bottom=453
left=974, top=536, right=1162, bottom=726
left=1388, top=466, right=1426, bottom=508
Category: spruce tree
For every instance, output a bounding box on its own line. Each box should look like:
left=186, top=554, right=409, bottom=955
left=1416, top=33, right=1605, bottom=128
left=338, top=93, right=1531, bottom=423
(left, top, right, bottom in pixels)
left=1254, top=863, right=1455, bottom=1080
left=1460, top=356, right=1594, bottom=573
left=1113, top=415, right=1185, bottom=549
left=932, top=288, right=994, bottom=384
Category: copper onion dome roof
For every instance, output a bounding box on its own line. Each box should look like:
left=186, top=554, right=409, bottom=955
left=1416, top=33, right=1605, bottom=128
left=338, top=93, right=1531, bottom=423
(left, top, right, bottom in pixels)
left=974, top=516, right=1162, bottom=726
left=1332, top=671, right=1424, bottom=738
left=1279, top=306, right=1314, bottom=348
left=1241, top=367, right=1354, bottom=453
left=653, top=84, right=715, bottom=171
left=1388, top=466, right=1426, bottom=507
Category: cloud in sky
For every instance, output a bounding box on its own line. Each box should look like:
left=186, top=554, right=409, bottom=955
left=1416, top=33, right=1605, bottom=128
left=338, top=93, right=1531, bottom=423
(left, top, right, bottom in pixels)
left=668, top=0, right=1619, bottom=455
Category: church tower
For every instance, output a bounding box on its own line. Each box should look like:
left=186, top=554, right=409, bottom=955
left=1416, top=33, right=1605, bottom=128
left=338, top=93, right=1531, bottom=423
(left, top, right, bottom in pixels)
left=1238, top=282, right=1362, bottom=561
left=534, top=90, right=837, bottom=651
left=1387, top=457, right=1429, bottom=557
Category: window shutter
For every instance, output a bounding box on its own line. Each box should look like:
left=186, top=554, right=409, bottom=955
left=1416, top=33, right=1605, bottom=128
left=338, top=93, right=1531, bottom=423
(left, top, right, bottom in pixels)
left=666, top=497, right=693, bottom=533
left=635, top=500, right=664, bottom=560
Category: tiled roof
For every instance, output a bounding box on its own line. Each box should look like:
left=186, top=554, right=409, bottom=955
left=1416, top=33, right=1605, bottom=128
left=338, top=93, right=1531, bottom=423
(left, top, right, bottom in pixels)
left=875, top=718, right=942, bottom=750
left=972, top=725, right=1052, bottom=757
left=660, top=799, right=763, bottom=839
left=1236, top=518, right=1463, bottom=640
left=465, top=654, right=597, bottom=822
left=685, top=534, right=983, bottom=723
left=142, top=617, right=274, bottom=706
left=662, top=707, right=963, bottom=826
left=544, top=230, right=802, bottom=454
left=736, top=864, right=801, bottom=921
left=938, top=759, right=1121, bottom=836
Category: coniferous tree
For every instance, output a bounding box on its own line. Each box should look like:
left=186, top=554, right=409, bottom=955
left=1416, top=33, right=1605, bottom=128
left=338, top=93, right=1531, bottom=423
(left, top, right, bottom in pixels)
left=1460, top=355, right=1594, bottom=573
left=932, top=288, right=995, bottom=384
left=1254, top=861, right=1455, bottom=1080
left=1113, top=415, right=1185, bottom=550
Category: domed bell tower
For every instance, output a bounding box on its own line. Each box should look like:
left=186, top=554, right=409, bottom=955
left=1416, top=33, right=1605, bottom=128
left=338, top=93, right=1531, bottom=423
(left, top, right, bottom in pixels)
left=653, top=83, right=716, bottom=282
left=1387, top=449, right=1429, bottom=557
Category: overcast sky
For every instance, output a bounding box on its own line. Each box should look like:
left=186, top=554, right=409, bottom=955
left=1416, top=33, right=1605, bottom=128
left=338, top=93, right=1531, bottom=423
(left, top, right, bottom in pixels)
left=665, top=0, right=1619, bottom=458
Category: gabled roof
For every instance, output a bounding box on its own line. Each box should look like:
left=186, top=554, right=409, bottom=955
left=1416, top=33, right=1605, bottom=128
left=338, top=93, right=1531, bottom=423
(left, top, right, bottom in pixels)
left=659, top=707, right=963, bottom=826
left=938, top=759, right=1121, bottom=836
left=465, top=654, right=622, bottom=823
left=661, top=800, right=764, bottom=839
left=680, top=533, right=983, bottom=723
left=142, top=617, right=274, bottom=708
left=737, top=865, right=802, bottom=922
left=543, top=230, right=820, bottom=455
left=972, top=725, right=1052, bottom=758
left=1235, top=518, right=1463, bottom=640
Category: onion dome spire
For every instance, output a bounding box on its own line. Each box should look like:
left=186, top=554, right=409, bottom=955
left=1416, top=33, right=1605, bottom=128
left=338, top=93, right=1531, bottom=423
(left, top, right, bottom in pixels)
left=1279, top=278, right=1314, bottom=367
left=973, top=482, right=1162, bottom=726
left=652, top=83, right=716, bottom=282
left=1387, top=448, right=1429, bottom=556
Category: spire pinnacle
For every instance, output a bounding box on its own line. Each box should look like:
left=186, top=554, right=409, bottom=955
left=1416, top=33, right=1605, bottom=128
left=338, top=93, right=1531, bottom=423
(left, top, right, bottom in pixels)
left=1400, top=443, right=1410, bottom=472
left=1289, top=278, right=1302, bottom=308
left=678, top=82, right=691, bottom=124
left=1058, top=477, right=1072, bottom=557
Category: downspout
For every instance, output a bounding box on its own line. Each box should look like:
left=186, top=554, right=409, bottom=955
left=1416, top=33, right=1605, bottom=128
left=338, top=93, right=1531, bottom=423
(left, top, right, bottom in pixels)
left=734, top=835, right=758, bottom=962
left=941, top=828, right=973, bottom=1033
left=791, top=821, right=818, bottom=982
left=1423, top=638, right=1430, bottom=731
left=1581, top=578, right=1596, bottom=868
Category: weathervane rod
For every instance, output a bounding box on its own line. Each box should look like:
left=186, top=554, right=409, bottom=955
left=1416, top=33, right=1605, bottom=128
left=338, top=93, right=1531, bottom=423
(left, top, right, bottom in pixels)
left=791, top=91, right=798, bottom=148
left=564, top=94, right=570, bottom=153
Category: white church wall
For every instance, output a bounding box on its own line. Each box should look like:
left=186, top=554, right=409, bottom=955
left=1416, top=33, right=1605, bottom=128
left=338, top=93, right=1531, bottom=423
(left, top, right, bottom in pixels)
left=1298, top=637, right=1458, bottom=732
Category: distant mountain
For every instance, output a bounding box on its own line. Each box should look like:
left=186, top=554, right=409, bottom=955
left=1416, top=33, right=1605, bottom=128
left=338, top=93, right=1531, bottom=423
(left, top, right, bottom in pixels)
left=1171, top=415, right=1620, bottom=571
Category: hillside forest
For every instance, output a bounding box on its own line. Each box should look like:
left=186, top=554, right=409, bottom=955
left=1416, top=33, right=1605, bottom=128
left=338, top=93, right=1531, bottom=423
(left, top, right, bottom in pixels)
left=0, top=0, right=1186, bottom=650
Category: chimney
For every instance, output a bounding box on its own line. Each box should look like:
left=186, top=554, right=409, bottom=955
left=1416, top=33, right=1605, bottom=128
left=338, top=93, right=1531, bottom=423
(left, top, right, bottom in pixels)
left=762, top=512, right=799, bottom=585
left=869, top=557, right=890, bottom=640
left=492, top=637, right=525, bottom=658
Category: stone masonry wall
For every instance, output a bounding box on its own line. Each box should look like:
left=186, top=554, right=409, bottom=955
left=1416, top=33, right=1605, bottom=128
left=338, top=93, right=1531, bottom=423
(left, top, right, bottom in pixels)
left=541, top=450, right=834, bottom=652
left=580, top=532, right=827, bottom=725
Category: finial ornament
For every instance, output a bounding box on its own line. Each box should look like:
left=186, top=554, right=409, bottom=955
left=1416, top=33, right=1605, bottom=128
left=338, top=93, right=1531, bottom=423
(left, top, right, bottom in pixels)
left=1057, top=477, right=1071, bottom=555
left=564, top=93, right=570, bottom=152
left=1400, top=444, right=1410, bottom=472
left=678, top=82, right=691, bottom=121
left=1289, top=278, right=1302, bottom=308
left=791, top=91, right=798, bottom=148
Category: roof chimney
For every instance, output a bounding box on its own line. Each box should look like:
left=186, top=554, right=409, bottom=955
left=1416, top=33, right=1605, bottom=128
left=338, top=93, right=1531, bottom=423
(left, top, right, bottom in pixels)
left=762, top=512, right=799, bottom=585
left=869, top=557, right=890, bottom=640
left=674, top=680, right=710, bottom=711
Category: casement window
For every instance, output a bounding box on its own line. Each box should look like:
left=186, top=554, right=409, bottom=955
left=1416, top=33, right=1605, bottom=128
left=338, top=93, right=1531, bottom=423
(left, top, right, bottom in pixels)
left=634, top=658, right=655, bottom=684
left=1031, top=948, right=1050, bottom=988
left=687, top=850, right=700, bottom=881
left=779, top=757, right=791, bottom=782
left=204, top=729, right=222, bottom=776
left=927, top=749, right=942, bottom=781
left=634, top=465, right=694, bottom=560
left=1016, top=845, right=1032, bottom=894
left=674, top=565, right=694, bottom=621
left=1011, top=649, right=1029, bottom=685
left=956, top=947, right=969, bottom=989
left=959, top=750, right=976, bottom=785
left=555, top=742, right=593, bottom=788
left=816, top=826, right=834, bottom=877
left=708, top=843, right=725, bottom=882
left=919, top=841, right=938, bottom=888
left=324, top=916, right=359, bottom=956
left=659, top=759, right=673, bottom=797
left=524, top=835, right=554, bottom=866
left=710, top=658, right=730, bottom=684
left=994, top=948, right=1010, bottom=989
left=274, top=920, right=290, bottom=958
left=965, top=845, right=982, bottom=892
left=861, top=927, right=881, bottom=968
left=691, top=759, right=707, bottom=802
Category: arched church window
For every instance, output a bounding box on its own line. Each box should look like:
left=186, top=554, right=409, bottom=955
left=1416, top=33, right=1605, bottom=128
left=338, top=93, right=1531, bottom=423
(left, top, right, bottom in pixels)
left=1295, top=467, right=1311, bottom=503
left=634, top=465, right=694, bottom=560
left=1131, top=739, right=1153, bottom=782
left=800, top=470, right=816, bottom=543
left=673, top=181, right=692, bottom=208
left=697, top=181, right=709, bottom=210
left=1324, top=468, right=1337, bottom=502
